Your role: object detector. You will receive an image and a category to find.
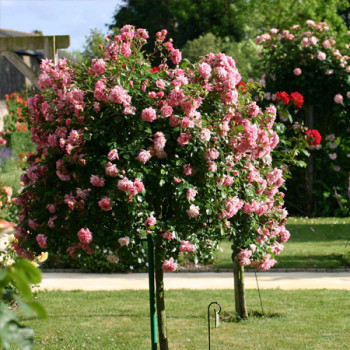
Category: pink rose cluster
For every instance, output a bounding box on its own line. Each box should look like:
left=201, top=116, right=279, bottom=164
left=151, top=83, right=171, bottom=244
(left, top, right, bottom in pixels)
left=118, top=177, right=144, bottom=196
left=14, top=24, right=290, bottom=273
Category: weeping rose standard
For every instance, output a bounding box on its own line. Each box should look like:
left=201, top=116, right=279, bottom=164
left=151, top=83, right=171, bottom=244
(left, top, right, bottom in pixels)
left=14, top=25, right=289, bottom=344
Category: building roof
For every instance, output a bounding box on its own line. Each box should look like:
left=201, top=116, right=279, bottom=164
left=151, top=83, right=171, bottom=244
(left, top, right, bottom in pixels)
left=0, top=28, right=43, bottom=56
left=0, top=28, right=73, bottom=60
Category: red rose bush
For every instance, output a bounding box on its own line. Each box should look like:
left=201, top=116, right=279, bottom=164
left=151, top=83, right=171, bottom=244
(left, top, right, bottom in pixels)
left=14, top=25, right=289, bottom=271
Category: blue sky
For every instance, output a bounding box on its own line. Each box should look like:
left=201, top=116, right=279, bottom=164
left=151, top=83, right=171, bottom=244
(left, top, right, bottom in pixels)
left=0, top=0, right=123, bottom=51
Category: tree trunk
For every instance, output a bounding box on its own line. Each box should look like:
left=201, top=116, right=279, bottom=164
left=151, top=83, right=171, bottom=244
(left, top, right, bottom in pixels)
left=233, top=260, right=248, bottom=319
left=154, top=241, right=169, bottom=350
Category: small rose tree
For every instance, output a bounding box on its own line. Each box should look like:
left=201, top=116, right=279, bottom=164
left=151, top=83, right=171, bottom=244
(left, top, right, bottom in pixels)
left=14, top=25, right=289, bottom=345
left=257, top=20, right=350, bottom=216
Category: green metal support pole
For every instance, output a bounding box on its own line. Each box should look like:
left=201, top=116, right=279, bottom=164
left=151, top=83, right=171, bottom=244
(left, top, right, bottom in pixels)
left=147, top=235, right=158, bottom=350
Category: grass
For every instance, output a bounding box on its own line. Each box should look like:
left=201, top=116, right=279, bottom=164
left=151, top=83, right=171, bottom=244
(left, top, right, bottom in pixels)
left=214, top=217, right=350, bottom=270
left=0, top=157, right=24, bottom=194
left=21, top=289, right=350, bottom=350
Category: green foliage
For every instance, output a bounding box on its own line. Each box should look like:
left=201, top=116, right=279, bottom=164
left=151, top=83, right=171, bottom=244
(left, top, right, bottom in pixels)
left=0, top=259, right=46, bottom=350
left=109, top=0, right=246, bottom=51
left=80, top=28, right=107, bottom=63
left=44, top=246, right=147, bottom=273
left=240, top=0, right=349, bottom=41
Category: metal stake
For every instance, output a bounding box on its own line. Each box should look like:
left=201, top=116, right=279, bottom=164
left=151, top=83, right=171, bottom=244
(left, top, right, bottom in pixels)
left=146, top=236, right=158, bottom=349
left=208, top=301, right=221, bottom=350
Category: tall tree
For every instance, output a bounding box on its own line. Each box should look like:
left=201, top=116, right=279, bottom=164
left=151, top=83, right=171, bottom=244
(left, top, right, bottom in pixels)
left=109, top=0, right=244, bottom=51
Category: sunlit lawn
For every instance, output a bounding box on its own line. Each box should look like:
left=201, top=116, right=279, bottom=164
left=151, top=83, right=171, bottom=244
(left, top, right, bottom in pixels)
left=21, top=289, right=350, bottom=350
left=214, top=217, right=350, bottom=270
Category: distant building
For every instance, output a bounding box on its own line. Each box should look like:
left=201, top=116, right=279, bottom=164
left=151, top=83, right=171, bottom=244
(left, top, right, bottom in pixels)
left=0, top=29, right=43, bottom=99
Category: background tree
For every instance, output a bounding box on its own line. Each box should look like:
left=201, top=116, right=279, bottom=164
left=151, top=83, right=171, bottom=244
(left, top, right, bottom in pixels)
left=257, top=20, right=350, bottom=216
left=109, top=0, right=245, bottom=50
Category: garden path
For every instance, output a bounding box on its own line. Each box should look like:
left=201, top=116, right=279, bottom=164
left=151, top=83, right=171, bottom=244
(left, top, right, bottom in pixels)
left=37, top=271, right=350, bottom=291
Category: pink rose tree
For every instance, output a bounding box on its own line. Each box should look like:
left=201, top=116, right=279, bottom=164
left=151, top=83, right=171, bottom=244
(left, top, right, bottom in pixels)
left=15, top=25, right=289, bottom=326
left=257, top=20, right=350, bottom=216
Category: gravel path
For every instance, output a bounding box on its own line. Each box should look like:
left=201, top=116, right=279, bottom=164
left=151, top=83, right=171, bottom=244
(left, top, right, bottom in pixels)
left=37, top=271, right=350, bottom=291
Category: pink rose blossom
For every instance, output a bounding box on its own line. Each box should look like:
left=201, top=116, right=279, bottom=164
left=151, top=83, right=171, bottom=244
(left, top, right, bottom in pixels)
left=177, top=133, right=192, bottom=146
left=199, top=128, right=211, bottom=142
left=198, top=62, right=212, bottom=79
left=137, top=149, right=152, bottom=163
left=309, top=36, right=318, bottom=45
left=170, top=49, right=182, bottom=64
left=109, top=85, right=131, bottom=105
left=220, top=196, right=243, bottom=219
left=117, top=177, right=133, bottom=192
left=162, top=257, right=178, bottom=272
left=46, top=203, right=56, bottom=213
left=90, top=175, right=105, bottom=187
left=108, top=149, right=119, bottom=161
left=145, top=214, right=157, bottom=226
left=98, top=197, right=112, bottom=211
left=334, top=93, right=343, bottom=104
left=323, top=39, right=332, bottom=49
left=153, top=132, right=166, bottom=150
left=258, top=254, right=277, bottom=271
left=186, top=188, right=198, bottom=201
left=239, top=257, right=251, bottom=266
left=293, top=68, right=302, bottom=76
left=156, top=79, right=165, bottom=90
left=91, top=58, right=105, bottom=75
left=183, top=164, right=193, bottom=176
left=278, top=227, right=291, bottom=243
left=205, top=148, right=220, bottom=160
left=133, top=178, right=144, bottom=193
left=187, top=204, right=200, bottom=218
left=179, top=240, right=196, bottom=253
left=207, top=161, right=217, bottom=172
left=141, top=107, right=157, bottom=122
left=76, top=188, right=90, bottom=198
left=160, top=104, right=173, bottom=117
left=47, top=216, right=56, bottom=229
left=317, top=51, right=326, bottom=61
left=105, top=162, right=119, bottom=177
left=162, top=231, right=175, bottom=240
left=118, top=236, right=130, bottom=247
left=36, top=234, right=48, bottom=249
left=78, top=228, right=93, bottom=244
left=121, top=42, right=131, bottom=57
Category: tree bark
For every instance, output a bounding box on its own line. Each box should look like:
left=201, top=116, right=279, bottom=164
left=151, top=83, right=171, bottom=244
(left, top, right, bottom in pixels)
left=154, top=240, right=169, bottom=350
left=233, top=260, right=248, bottom=319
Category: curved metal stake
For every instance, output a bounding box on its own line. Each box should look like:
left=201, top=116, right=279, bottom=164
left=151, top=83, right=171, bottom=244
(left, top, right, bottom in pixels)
left=208, top=301, right=221, bottom=350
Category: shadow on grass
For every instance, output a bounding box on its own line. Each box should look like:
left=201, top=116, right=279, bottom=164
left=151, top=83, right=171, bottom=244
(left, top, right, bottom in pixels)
left=221, top=310, right=284, bottom=323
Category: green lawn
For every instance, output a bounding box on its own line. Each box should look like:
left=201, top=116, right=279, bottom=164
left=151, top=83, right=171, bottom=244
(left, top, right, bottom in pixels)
left=21, top=289, right=350, bottom=350
left=214, top=217, right=350, bottom=270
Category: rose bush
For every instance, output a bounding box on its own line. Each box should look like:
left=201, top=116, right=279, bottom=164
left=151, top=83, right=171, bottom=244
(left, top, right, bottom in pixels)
left=257, top=20, right=350, bottom=216
left=14, top=25, right=289, bottom=274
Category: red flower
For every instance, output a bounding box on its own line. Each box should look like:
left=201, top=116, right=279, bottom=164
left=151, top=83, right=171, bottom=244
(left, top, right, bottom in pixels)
left=290, top=91, right=304, bottom=108
left=150, top=66, right=160, bottom=73
left=305, top=129, right=322, bottom=146
left=236, top=81, right=247, bottom=94
left=275, top=91, right=290, bottom=105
